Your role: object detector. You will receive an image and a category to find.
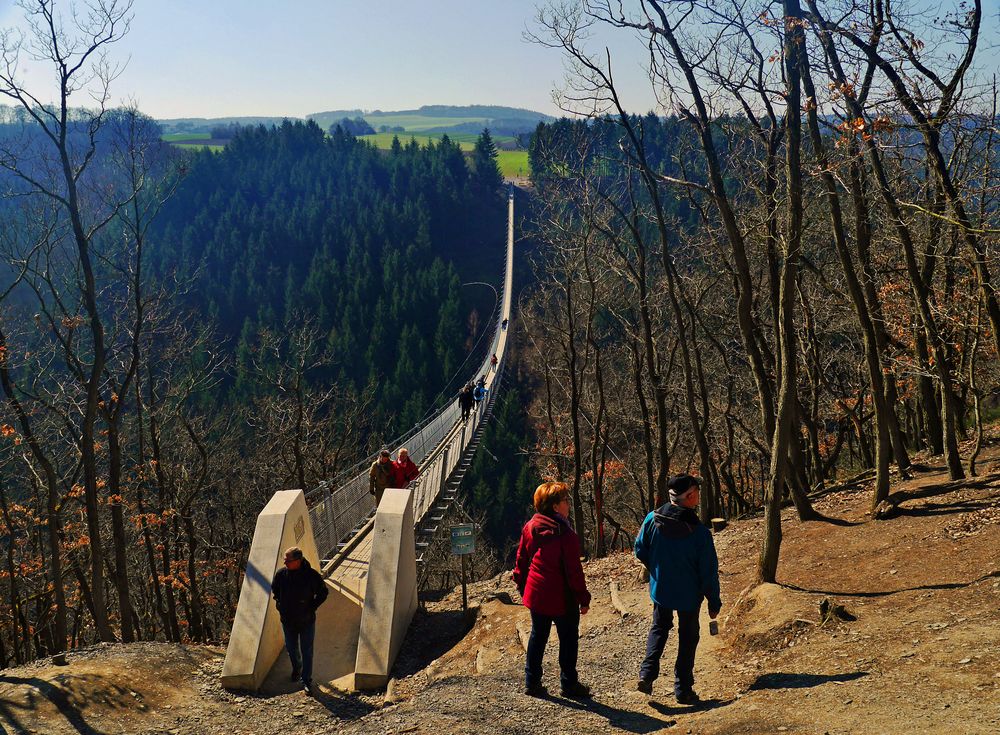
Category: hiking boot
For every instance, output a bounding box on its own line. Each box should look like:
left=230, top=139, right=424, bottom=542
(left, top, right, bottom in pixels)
left=524, top=683, right=548, bottom=698
left=561, top=681, right=591, bottom=699
left=289, top=667, right=301, bottom=682
left=675, top=690, right=700, bottom=705
left=636, top=679, right=653, bottom=695
left=303, top=680, right=315, bottom=697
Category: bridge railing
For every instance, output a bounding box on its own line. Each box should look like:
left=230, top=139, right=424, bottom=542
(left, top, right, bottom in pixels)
left=305, top=227, right=511, bottom=559
left=410, top=353, right=505, bottom=524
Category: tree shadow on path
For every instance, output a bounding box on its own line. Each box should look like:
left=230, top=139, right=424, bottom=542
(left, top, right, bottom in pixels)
left=781, top=568, right=1000, bottom=598
left=748, top=671, right=868, bottom=690
left=647, top=696, right=734, bottom=718
left=0, top=674, right=120, bottom=735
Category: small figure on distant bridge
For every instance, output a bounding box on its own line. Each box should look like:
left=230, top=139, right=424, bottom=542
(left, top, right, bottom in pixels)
left=458, top=383, right=475, bottom=421
left=473, top=379, right=487, bottom=408
left=393, top=447, right=419, bottom=487
left=501, top=318, right=508, bottom=331
left=634, top=474, right=721, bottom=705
left=369, top=448, right=394, bottom=507
left=272, top=546, right=328, bottom=696
left=513, top=481, right=591, bottom=699
left=490, top=353, right=498, bottom=372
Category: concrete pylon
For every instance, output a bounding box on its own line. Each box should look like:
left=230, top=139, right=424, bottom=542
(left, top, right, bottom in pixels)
left=221, top=490, right=319, bottom=690
left=354, top=487, right=418, bottom=690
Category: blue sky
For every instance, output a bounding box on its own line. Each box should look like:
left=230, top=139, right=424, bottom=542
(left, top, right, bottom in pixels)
left=0, top=1, right=995, bottom=121
left=0, top=0, right=652, bottom=119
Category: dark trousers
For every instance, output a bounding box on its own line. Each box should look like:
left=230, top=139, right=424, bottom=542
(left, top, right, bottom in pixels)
left=639, top=603, right=700, bottom=694
left=461, top=405, right=471, bottom=420
left=282, top=620, right=316, bottom=684
left=525, top=609, right=579, bottom=688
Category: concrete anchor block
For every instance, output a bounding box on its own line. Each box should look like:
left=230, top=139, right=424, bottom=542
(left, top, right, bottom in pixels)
left=221, top=490, right=320, bottom=691
left=354, top=487, right=418, bottom=691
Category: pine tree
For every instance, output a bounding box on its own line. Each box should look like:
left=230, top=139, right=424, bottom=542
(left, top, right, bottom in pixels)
left=472, top=129, right=503, bottom=193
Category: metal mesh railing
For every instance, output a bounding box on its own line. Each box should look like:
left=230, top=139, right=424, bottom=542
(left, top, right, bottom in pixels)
left=307, top=191, right=514, bottom=559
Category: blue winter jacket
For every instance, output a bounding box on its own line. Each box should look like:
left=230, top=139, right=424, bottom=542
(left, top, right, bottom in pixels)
left=634, top=503, right=722, bottom=613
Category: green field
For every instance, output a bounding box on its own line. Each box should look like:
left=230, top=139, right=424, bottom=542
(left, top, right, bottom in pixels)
left=360, top=132, right=516, bottom=149
left=365, top=114, right=488, bottom=131
left=173, top=143, right=225, bottom=152
left=162, top=132, right=211, bottom=142
left=315, top=113, right=490, bottom=132
left=360, top=132, right=475, bottom=151
left=360, top=133, right=529, bottom=178
left=163, top=130, right=528, bottom=176
left=497, top=150, right=530, bottom=179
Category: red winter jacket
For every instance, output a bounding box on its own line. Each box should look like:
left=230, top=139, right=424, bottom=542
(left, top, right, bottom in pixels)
left=392, top=457, right=419, bottom=487
left=512, top=512, right=591, bottom=617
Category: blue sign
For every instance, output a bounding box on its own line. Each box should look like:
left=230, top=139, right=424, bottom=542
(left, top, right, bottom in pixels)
left=450, top=523, right=475, bottom=555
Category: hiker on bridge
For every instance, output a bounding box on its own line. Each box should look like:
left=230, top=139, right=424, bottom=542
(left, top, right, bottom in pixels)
left=272, top=546, right=328, bottom=696
left=458, top=383, right=475, bottom=421
left=513, top=481, right=591, bottom=700
left=634, top=474, right=721, bottom=705
left=490, top=353, right=498, bottom=372
left=473, top=378, right=487, bottom=408
left=393, top=447, right=419, bottom=487
left=369, top=448, right=394, bottom=507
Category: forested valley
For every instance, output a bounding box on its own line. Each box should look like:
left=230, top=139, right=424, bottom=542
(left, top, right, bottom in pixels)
left=3, top=0, right=1000, bottom=680
left=0, top=0, right=522, bottom=665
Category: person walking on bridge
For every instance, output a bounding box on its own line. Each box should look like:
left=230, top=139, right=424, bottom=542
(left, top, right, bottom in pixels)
left=272, top=546, right=328, bottom=695
left=473, top=378, right=487, bottom=409
left=458, top=383, right=475, bottom=422
left=513, top=481, right=591, bottom=699
left=393, top=447, right=419, bottom=487
left=369, top=448, right=394, bottom=508
left=634, top=474, right=721, bottom=704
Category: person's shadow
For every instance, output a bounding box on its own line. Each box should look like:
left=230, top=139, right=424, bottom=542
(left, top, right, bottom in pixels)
left=555, top=694, right=690, bottom=733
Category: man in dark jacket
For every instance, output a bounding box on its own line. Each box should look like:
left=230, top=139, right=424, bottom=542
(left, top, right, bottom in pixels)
left=458, top=384, right=475, bottom=421
left=272, top=546, right=329, bottom=695
left=634, top=474, right=721, bottom=704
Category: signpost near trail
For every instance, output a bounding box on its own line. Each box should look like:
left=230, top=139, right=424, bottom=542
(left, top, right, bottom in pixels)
left=451, top=523, right=475, bottom=614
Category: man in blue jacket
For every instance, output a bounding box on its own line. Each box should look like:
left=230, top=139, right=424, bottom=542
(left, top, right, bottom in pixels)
left=634, top=474, right=721, bottom=704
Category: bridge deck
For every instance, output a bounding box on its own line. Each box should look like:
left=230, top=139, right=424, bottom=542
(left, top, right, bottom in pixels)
left=328, top=518, right=374, bottom=591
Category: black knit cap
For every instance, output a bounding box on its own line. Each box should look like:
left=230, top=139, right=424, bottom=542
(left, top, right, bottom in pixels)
left=667, top=474, right=701, bottom=503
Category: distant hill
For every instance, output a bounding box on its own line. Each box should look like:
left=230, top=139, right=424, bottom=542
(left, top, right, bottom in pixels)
left=158, top=116, right=297, bottom=135
left=156, top=106, right=553, bottom=138
left=307, top=105, right=554, bottom=136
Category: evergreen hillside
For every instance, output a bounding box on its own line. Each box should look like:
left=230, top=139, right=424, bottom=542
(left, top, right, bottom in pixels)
left=150, top=120, right=506, bottom=431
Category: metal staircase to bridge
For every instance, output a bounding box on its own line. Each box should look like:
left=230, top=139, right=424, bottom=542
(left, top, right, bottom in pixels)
left=221, top=188, right=516, bottom=693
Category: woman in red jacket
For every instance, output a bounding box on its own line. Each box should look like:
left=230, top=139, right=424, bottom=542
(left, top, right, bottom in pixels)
left=512, top=481, right=592, bottom=699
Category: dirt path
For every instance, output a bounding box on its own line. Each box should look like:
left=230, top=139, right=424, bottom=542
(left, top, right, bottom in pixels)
left=3, top=444, right=999, bottom=734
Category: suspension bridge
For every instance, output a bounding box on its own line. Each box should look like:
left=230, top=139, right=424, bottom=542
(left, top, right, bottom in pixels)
left=220, top=188, right=516, bottom=692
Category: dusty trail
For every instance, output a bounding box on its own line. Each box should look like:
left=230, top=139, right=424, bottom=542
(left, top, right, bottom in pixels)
left=3, top=442, right=1000, bottom=734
